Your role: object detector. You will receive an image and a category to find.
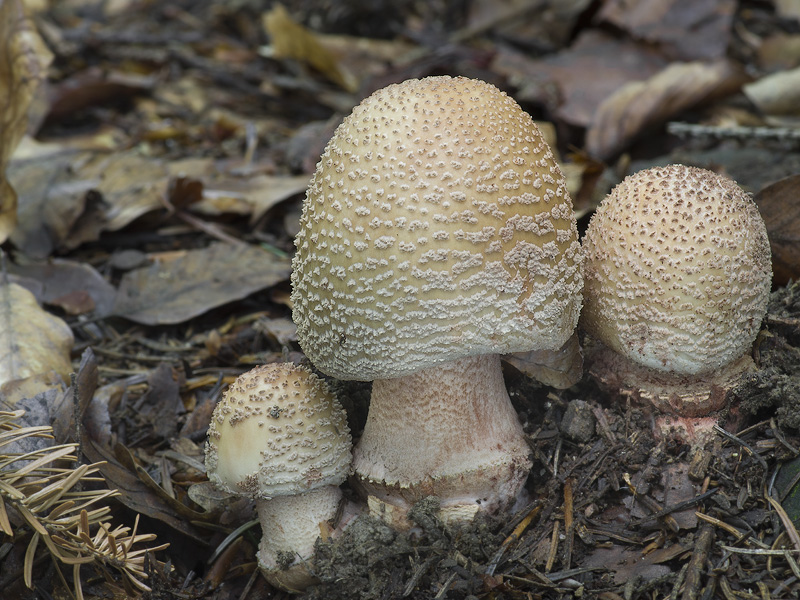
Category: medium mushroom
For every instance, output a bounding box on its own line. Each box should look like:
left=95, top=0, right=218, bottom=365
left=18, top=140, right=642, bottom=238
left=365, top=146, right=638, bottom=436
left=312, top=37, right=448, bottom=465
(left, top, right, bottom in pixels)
left=204, top=363, right=352, bottom=592
left=581, top=164, right=772, bottom=442
left=291, top=76, right=583, bottom=526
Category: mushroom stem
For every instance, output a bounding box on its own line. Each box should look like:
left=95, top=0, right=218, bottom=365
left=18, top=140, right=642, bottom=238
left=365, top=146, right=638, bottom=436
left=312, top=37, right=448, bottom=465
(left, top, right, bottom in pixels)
left=256, top=486, right=343, bottom=593
left=352, top=354, right=531, bottom=527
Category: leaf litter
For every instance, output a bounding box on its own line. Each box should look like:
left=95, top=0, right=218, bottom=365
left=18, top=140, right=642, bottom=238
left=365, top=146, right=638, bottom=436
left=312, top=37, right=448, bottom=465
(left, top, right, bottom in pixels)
left=1, top=1, right=800, bottom=599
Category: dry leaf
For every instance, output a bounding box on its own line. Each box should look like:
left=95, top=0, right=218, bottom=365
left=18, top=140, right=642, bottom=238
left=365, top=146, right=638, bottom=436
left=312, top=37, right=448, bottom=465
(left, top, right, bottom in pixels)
left=8, top=258, right=116, bottom=318
left=7, top=150, right=100, bottom=258
left=263, top=3, right=357, bottom=92
left=0, top=0, right=53, bottom=243
left=85, top=150, right=169, bottom=231
left=585, top=60, right=746, bottom=160
left=754, top=174, right=800, bottom=285
left=112, top=242, right=292, bottom=325
left=196, top=174, right=310, bottom=224
left=83, top=438, right=209, bottom=543
left=493, top=30, right=666, bottom=127
left=597, top=0, right=736, bottom=60
left=0, top=281, right=73, bottom=388
left=504, top=332, right=583, bottom=389
left=743, top=66, right=800, bottom=116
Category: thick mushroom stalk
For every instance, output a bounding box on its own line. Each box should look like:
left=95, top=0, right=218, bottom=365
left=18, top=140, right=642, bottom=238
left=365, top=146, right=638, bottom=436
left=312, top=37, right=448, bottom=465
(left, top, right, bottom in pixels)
left=354, top=355, right=530, bottom=525
left=255, top=487, right=342, bottom=593
left=581, top=164, right=772, bottom=444
left=291, top=76, right=583, bottom=527
left=204, top=363, right=353, bottom=592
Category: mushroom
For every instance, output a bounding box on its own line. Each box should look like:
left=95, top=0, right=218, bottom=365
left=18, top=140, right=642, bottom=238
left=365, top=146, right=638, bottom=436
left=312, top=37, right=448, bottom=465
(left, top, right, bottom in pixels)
left=291, top=76, right=583, bottom=526
left=204, top=363, right=353, bottom=592
left=581, top=164, right=772, bottom=443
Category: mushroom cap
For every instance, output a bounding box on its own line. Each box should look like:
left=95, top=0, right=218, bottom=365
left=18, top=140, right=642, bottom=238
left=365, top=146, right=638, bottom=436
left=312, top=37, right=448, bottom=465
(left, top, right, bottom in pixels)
left=582, top=164, right=772, bottom=375
left=204, top=363, right=352, bottom=499
left=291, top=76, right=583, bottom=380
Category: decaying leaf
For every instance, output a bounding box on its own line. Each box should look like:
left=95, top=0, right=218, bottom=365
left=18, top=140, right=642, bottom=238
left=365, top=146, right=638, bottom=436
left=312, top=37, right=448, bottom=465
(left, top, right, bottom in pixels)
left=263, top=3, right=358, bottom=92
left=0, top=281, right=73, bottom=388
left=504, top=332, right=583, bottom=390
left=0, top=0, right=53, bottom=243
left=754, top=174, right=800, bottom=285
left=597, top=0, right=736, bottom=61
left=586, top=60, right=746, bottom=160
left=82, top=438, right=209, bottom=543
left=112, top=242, right=292, bottom=325
left=196, top=173, right=310, bottom=224
left=493, top=30, right=667, bottom=127
left=84, top=150, right=170, bottom=231
left=7, top=150, right=101, bottom=258
left=8, top=257, right=117, bottom=316
left=743, top=66, right=800, bottom=116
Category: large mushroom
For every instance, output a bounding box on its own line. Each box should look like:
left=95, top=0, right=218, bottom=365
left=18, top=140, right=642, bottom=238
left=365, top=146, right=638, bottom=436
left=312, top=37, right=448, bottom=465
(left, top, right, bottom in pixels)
left=204, top=363, right=352, bottom=592
left=291, top=76, right=583, bottom=526
left=581, top=164, right=772, bottom=443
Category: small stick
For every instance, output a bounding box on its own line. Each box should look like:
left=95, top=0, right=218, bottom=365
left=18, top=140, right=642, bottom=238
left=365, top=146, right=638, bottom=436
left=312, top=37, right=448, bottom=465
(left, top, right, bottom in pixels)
left=682, top=522, right=713, bottom=600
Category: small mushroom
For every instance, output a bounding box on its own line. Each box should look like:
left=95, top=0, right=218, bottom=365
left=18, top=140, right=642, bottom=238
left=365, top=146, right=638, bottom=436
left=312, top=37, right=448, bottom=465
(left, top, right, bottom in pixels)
left=581, top=164, right=772, bottom=443
left=204, top=363, right=353, bottom=592
left=291, top=76, right=583, bottom=526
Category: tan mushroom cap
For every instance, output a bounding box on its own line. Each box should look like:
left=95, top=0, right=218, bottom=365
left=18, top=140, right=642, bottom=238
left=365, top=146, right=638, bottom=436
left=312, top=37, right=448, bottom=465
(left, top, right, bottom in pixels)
left=582, top=164, right=772, bottom=376
left=291, top=76, right=583, bottom=380
left=205, top=363, right=352, bottom=498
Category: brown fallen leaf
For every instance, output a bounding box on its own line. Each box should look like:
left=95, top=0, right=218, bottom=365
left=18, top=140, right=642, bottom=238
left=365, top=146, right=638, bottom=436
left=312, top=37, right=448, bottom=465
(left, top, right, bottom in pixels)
left=754, top=174, right=800, bottom=285
left=7, top=150, right=101, bottom=258
left=585, top=60, right=747, bottom=161
left=7, top=258, right=117, bottom=317
left=196, top=173, right=310, bottom=224
left=263, top=3, right=358, bottom=92
left=492, top=30, right=667, bottom=127
left=743, top=66, right=800, bottom=116
left=0, top=0, right=53, bottom=243
left=82, top=438, right=209, bottom=544
left=112, top=242, right=292, bottom=325
left=0, top=281, right=73, bottom=388
left=597, top=0, right=736, bottom=61
left=504, top=332, right=583, bottom=389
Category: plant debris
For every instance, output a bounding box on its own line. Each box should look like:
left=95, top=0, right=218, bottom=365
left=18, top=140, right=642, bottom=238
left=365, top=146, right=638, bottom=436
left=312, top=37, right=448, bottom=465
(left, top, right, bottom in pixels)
left=1, top=1, right=799, bottom=599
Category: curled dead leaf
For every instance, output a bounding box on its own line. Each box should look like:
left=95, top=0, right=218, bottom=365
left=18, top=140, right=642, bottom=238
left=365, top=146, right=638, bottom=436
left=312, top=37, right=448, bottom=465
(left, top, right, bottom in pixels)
left=744, top=66, right=800, bottom=116
left=504, top=332, right=583, bottom=389
left=585, top=60, right=747, bottom=161
left=0, top=281, right=73, bottom=388
left=0, top=0, right=53, bottom=243
left=754, top=174, right=800, bottom=285
left=263, top=3, right=358, bottom=92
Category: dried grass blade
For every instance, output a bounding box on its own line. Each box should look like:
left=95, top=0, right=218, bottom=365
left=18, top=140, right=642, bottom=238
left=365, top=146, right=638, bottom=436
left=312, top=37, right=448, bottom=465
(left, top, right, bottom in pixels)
left=24, top=531, right=40, bottom=589
left=765, top=492, right=800, bottom=551
left=0, top=498, right=12, bottom=535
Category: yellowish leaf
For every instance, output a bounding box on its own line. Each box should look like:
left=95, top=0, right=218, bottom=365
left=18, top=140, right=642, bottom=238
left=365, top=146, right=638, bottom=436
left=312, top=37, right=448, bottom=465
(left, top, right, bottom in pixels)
left=0, top=0, right=53, bottom=243
left=0, top=282, right=73, bottom=387
left=263, top=3, right=357, bottom=92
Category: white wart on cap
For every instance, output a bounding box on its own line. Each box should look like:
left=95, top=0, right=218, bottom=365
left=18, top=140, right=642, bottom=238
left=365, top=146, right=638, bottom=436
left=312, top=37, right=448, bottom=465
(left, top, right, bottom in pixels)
left=581, top=164, right=772, bottom=437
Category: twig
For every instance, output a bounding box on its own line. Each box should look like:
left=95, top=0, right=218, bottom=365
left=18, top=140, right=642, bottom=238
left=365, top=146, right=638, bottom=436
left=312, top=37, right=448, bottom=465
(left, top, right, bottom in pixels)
left=682, top=522, right=713, bottom=600
left=629, top=489, right=718, bottom=527
left=563, top=479, right=575, bottom=570
left=713, top=424, right=769, bottom=472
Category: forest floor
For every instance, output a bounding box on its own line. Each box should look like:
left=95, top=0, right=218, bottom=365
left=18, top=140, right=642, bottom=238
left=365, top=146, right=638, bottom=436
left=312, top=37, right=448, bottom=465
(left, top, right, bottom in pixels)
left=2, top=1, right=800, bottom=599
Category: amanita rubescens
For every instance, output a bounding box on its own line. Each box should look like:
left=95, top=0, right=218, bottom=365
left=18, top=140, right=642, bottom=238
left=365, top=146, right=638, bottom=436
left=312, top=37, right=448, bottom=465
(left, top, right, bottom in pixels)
left=291, top=75, right=583, bottom=526
left=581, top=164, right=772, bottom=443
